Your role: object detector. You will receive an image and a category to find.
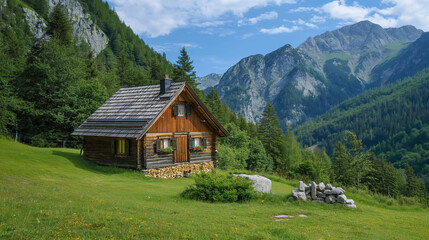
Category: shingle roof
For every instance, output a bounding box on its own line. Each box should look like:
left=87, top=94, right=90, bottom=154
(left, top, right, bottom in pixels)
left=72, top=82, right=185, bottom=138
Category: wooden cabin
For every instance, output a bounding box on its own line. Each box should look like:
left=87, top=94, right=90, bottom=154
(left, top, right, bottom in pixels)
left=72, top=77, right=229, bottom=170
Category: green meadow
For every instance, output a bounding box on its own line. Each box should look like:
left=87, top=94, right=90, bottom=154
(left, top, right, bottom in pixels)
left=1, top=138, right=428, bottom=239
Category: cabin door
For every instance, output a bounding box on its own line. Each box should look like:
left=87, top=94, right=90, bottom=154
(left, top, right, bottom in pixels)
left=174, top=136, right=188, bottom=163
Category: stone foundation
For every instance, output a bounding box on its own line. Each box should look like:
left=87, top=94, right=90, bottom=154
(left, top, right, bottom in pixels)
left=144, top=162, right=214, bottom=178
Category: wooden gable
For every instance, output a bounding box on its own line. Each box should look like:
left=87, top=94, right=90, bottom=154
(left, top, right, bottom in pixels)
left=147, top=88, right=214, bottom=134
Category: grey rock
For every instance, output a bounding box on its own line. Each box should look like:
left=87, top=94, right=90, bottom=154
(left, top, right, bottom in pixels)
left=23, top=8, right=47, bottom=39
left=288, top=197, right=295, bottom=201
left=316, top=192, right=326, bottom=198
left=299, top=181, right=306, bottom=192
left=234, top=174, right=271, bottom=193
left=292, top=189, right=307, bottom=201
left=346, top=199, right=355, bottom=205
left=325, top=195, right=336, bottom=204
left=305, top=186, right=310, bottom=191
left=305, top=190, right=310, bottom=195
left=337, top=194, right=348, bottom=204
left=310, top=182, right=317, bottom=200
left=324, top=187, right=345, bottom=195
left=318, top=182, right=325, bottom=191
left=347, top=204, right=357, bottom=208
left=326, top=184, right=333, bottom=190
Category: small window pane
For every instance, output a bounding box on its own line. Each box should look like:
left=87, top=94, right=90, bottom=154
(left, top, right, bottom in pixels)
left=178, top=104, right=185, bottom=116
left=163, top=139, right=169, bottom=148
left=117, top=139, right=125, bottom=154
left=194, top=138, right=200, bottom=146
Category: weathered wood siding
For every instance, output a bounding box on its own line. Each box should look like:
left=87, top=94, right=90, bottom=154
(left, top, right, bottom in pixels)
left=144, top=132, right=216, bottom=169
left=144, top=91, right=219, bottom=169
left=147, top=94, right=213, bottom=133
left=83, top=136, right=138, bottom=168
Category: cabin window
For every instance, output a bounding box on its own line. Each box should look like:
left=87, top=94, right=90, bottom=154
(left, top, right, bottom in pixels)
left=163, top=139, right=169, bottom=148
left=113, top=139, right=129, bottom=156
left=117, top=139, right=126, bottom=154
left=194, top=138, right=200, bottom=146
left=178, top=104, right=185, bottom=116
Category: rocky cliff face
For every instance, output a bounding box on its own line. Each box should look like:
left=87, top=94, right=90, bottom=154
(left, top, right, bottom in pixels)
left=19, top=0, right=108, bottom=56
left=48, top=0, right=108, bottom=55
left=196, top=73, right=223, bottom=90
left=215, top=21, right=423, bottom=127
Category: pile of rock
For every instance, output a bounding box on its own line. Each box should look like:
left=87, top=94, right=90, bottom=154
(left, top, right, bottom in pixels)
left=291, top=181, right=356, bottom=208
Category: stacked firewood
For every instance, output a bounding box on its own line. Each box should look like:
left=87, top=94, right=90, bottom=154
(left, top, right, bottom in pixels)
left=145, top=162, right=214, bottom=178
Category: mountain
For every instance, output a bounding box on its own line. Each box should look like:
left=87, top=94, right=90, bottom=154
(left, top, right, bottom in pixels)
left=21, top=0, right=108, bottom=55
left=215, top=21, right=423, bottom=127
left=7, top=0, right=172, bottom=75
left=370, top=32, right=429, bottom=87
left=196, top=73, right=222, bottom=90
left=293, top=69, right=429, bottom=188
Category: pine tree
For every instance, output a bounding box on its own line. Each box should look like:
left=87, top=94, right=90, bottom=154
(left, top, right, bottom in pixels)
left=205, top=87, right=223, bottom=121
left=258, top=102, right=286, bottom=173
left=282, top=126, right=302, bottom=171
left=46, top=5, right=73, bottom=46
left=332, top=141, right=353, bottom=185
left=405, top=164, right=426, bottom=199
left=172, top=48, right=197, bottom=88
left=150, top=59, right=163, bottom=83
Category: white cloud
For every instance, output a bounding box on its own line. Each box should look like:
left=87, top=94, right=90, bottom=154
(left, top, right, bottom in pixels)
left=238, top=11, right=278, bottom=26
left=151, top=43, right=200, bottom=53
left=108, top=0, right=296, bottom=37
left=289, top=6, right=321, bottom=13
left=193, top=20, right=228, bottom=28
left=317, top=0, right=429, bottom=30
left=260, top=25, right=300, bottom=34
left=310, top=15, right=326, bottom=23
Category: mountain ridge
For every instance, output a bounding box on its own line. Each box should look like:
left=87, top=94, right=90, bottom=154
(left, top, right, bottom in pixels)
left=215, top=21, right=424, bottom=127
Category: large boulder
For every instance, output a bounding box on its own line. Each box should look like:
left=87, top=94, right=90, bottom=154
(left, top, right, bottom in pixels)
left=233, top=174, right=271, bottom=193
left=318, top=182, right=325, bottom=191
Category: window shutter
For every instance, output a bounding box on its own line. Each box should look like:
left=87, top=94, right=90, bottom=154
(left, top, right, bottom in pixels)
left=172, top=138, right=177, bottom=150
left=125, top=139, right=130, bottom=155
left=203, top=137, right=207, bottom=149
left=186, top=104, right=192, bottom=116
left=111, top=140, right=116, bottom=155
left=173, top=104, right=178, bottom=116
left=156, top=139, right=161, bottom=153
left=188, top=137, right=193, bottom=150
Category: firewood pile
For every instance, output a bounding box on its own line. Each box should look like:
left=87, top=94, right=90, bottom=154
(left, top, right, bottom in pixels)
left=144, top=162, right=214, bottom=178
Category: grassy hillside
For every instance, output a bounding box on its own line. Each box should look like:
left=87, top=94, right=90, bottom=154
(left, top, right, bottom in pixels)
left=1, top=138, right=428, bottom=239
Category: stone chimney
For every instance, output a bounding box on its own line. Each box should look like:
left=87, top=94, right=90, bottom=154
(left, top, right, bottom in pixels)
left=160, top=75, right=171, bottom=95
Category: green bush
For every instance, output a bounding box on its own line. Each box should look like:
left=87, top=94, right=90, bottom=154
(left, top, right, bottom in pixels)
left=161, top=146, right=173, bottom=154
left=181, top=171, right=255, bottom=202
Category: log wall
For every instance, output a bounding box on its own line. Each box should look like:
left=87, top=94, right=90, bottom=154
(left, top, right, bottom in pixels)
left=144, top=132, right=216, bottom=169
left=83, top=136, right=138, bottom=168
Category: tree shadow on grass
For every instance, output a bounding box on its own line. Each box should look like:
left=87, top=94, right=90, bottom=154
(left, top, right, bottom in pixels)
left=52, top=150, right=132, bottom=175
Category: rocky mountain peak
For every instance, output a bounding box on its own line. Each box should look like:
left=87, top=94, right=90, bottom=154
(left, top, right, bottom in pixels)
left=298, top=20, right=422, bottom=57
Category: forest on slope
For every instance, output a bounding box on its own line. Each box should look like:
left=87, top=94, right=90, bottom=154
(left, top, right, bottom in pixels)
left=294, top=70, right=429, bottom=190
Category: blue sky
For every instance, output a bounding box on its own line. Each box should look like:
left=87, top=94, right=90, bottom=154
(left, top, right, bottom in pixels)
left=106, top=0, right=429, bottom=77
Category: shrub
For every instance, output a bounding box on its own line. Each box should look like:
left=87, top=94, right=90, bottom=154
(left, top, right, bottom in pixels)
left=181, top=171, right=255, bottom=202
